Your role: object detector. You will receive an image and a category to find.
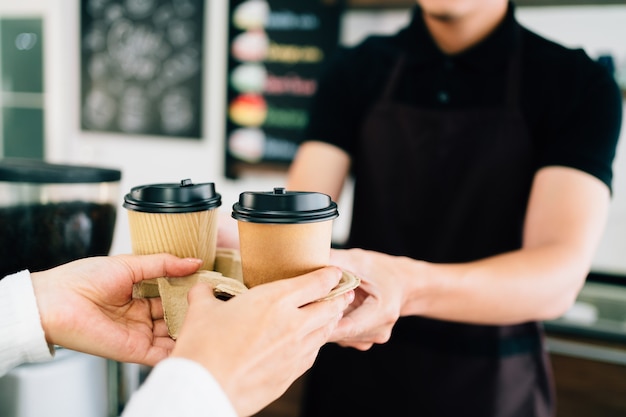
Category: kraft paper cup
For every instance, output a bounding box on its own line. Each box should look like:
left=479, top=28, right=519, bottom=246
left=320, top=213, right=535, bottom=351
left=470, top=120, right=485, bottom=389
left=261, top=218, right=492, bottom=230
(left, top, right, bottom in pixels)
left=232, top=187, right=338, bottom=288
left=125, top=209, right=218, bottom=269
left=123, top=179, right=222, bottom=271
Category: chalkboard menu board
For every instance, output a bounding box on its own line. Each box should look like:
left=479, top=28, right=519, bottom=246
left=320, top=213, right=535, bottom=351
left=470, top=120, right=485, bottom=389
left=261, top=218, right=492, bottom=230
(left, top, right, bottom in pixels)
left=225, top=0, right=343, bottom=178
left=80, top=0, right=204, bottom=138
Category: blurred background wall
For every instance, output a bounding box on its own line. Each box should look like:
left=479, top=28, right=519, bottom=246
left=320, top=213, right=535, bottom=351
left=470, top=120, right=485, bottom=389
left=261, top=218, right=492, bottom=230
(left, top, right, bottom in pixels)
left=0, top=0, right=624, bottom=276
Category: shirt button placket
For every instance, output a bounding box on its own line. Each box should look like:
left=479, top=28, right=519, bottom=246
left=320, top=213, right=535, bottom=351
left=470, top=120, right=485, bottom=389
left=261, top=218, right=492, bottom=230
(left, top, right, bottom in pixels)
left=437, top=59, right=453, bottom=104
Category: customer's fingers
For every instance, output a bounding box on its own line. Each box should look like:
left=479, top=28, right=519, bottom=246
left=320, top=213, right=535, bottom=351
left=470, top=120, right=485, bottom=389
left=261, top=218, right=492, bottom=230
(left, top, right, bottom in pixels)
left=113, top=253, right=203, bottom=284
left=263, top=266, right=345, bottom=307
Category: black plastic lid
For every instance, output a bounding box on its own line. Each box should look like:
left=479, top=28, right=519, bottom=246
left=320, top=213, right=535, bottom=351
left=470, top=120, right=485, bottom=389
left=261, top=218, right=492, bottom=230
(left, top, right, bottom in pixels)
left=0, top=158, right=121, bottom=183
left=123, top=179, right=222, bottom=213
left=232, top=187, right=338, bottom=224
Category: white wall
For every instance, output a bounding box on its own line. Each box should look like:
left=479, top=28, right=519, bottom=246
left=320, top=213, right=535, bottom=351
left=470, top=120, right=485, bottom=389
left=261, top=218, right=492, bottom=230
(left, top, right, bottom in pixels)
left=2, top=1, right=625, bottom=274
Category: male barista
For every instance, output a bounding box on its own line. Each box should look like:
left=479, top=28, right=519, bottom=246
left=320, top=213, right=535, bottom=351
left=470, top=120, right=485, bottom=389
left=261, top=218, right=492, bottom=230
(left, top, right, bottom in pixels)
left=286, top=0, right=623, bottom=416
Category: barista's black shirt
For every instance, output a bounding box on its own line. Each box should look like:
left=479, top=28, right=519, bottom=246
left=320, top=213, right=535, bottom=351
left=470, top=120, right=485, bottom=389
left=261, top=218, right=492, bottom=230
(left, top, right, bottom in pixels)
left=301, top=5, right=622, bottom=416
left=305, top=2, right=622, bottom=190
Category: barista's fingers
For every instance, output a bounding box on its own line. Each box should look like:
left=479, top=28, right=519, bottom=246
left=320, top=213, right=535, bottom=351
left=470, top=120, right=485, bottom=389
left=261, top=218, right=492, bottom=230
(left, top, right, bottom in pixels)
left=328, top=299, right=392, bottom=348
left=337, top=340, right=374, bottom=351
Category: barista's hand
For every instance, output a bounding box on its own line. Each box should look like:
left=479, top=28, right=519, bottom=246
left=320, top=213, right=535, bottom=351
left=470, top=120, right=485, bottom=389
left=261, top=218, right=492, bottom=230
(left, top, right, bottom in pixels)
left=31, top=254, right=202, bottom=365
left=328, top=248, right=411, bottom=351
left=172, top=266, right=354, bottom=417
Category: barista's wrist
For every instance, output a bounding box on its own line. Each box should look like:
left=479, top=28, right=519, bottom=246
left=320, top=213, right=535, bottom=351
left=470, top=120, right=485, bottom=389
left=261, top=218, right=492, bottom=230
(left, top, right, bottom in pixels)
left=399, top=258, right=446, bottom=317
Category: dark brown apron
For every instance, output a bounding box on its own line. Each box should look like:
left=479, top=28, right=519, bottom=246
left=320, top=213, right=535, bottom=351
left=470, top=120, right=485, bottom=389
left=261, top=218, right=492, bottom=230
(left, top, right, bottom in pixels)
left=300, top=39, right=555, bottom=417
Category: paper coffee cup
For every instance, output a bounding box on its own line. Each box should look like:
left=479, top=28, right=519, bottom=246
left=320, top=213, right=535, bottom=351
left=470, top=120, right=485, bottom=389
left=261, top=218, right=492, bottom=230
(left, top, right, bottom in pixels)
left=232, top=187, right=338, bottom=288
left=123, top=179, right=222, bottom=270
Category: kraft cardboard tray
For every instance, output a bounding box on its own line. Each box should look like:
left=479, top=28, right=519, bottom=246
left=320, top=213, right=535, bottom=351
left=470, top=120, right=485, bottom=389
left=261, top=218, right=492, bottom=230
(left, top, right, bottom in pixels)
left=133, top=248, right=360, bottom=339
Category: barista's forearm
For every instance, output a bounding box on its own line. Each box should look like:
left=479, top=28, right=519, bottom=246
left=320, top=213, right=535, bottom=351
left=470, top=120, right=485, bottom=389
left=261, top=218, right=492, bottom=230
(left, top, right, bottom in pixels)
left=401, top=244, right=590, bottom=325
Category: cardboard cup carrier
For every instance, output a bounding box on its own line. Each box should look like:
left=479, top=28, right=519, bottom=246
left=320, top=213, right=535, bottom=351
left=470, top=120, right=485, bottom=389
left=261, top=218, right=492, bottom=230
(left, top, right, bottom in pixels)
left=124, top=183, right=357, bottom=339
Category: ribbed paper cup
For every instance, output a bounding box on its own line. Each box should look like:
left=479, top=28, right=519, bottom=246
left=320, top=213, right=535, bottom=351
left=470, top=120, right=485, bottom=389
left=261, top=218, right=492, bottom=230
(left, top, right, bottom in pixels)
left=232, top=187, right=338, bottom=288
left=123, top=179, right=222, bottom=271
left=126, top=209, right=218, bottom=270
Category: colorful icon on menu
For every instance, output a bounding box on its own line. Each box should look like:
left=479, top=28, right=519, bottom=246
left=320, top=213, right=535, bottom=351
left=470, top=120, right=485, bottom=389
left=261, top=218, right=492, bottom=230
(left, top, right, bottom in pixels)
left=232, top=0, right=269, bottom=31
left=230, top=63, right=267, bottom=94
left=229, top=93, right=268, bottom=127
left=228, top=127, right=266, bottom=163
left=231, top=29, right=269, bottom=62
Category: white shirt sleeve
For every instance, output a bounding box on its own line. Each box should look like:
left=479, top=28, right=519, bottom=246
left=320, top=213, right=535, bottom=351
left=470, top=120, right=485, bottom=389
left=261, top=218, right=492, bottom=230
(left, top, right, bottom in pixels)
left=0, top=270, right=55, bottom=377
left=121, top=357, right=238, bottom=417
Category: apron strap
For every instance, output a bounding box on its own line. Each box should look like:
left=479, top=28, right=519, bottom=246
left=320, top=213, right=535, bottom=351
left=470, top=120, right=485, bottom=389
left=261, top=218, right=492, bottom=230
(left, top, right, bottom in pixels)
left=505, top=25, right=523, bottom=109
left=380, top=54, right=407, bottom=101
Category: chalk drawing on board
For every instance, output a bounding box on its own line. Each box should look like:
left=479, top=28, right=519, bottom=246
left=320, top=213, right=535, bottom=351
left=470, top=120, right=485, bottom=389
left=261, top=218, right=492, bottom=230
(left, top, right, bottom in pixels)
left=80, top=0, right=204, bottom=138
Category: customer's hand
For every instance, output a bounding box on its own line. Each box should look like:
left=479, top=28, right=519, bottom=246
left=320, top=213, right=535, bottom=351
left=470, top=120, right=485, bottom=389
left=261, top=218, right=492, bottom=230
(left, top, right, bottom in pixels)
left=172, top=266, right=354, bottom=417
left=31, top=254, right=202, bottom=365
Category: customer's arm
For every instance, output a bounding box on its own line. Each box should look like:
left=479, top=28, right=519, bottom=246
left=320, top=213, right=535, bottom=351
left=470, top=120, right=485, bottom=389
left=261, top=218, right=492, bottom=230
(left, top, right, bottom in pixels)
left=3, top=253, right=353, bottom=416
left=0, top=270, right=53, bottom=376
left=122, top=357, right=239, bottom=417
left=167, top=270, right=352, bottom=416
left=1, top=254, right=202, bottom=377
left=31, top=254, right=203, bottom=365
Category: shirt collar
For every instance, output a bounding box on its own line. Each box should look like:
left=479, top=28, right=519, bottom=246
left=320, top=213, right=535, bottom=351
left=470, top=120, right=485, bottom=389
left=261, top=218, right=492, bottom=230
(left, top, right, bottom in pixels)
left=398, top=1, right=521, bottom=72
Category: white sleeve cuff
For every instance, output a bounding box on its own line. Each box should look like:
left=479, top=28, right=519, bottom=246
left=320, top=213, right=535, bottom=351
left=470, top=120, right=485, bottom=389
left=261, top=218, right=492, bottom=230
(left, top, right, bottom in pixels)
left=0, top=270, right=54, bottom=377
left=122, top=357, right=238, bottom=417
